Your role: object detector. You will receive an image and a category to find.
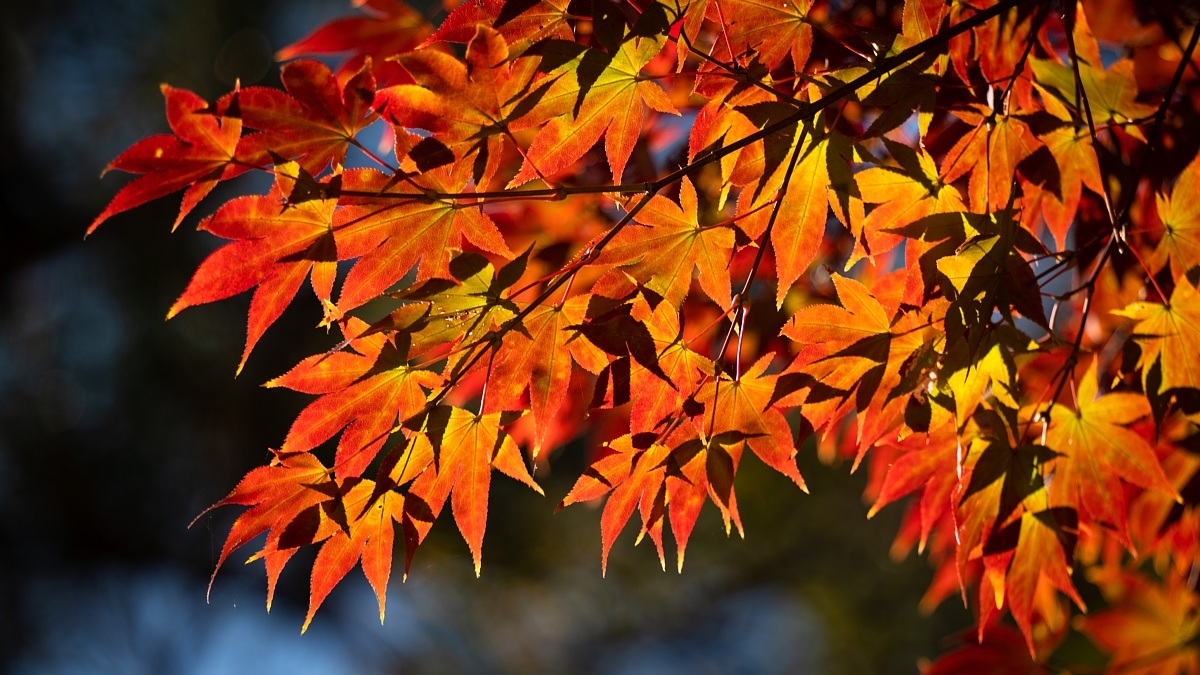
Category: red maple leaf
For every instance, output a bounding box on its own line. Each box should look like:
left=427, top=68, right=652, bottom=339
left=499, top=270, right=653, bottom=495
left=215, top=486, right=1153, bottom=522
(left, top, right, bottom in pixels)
left=168, top=162, right=340, bottom=371
left=218, top=60, right=379, bottom=175
left=91, top=85, right=243, bottom=233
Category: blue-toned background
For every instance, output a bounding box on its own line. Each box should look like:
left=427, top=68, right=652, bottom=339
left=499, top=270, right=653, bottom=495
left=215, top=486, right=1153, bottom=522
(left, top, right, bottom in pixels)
left=0, top=1, right=969, bottom=672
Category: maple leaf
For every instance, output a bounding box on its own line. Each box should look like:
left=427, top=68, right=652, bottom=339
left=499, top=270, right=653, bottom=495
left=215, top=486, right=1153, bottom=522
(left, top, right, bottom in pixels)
left=1030, top=8, right=1156, bottom=132
left=1017, top=107, right=1104, bottom=249
left=850, top=140, right=966, bottom=265
left=559, top=434, right=671, bottom=573
left=375, top=27, right=545, bottom=186
left=90, top=85, right=243, bottom=233
left=276, top=0, right=433, bottom=87
left=401, top=407, right=542, bottom=577
left=509, top=37, right=678, bottom=184
left=486, top=296, right=608, bottom=456
left=924, top=625, right=1048, bottom=675
left=266, top=319, right=443, bottom=478
left=736, top=121, right=850, bottom=307
left=572, top=292, right=672, bottom=407
left=954, top=420, right=1048, bottom=575
left=1114, top=277, right=1200, bottom=395
left=431, top=0, right=572, bottom=56
left=1079, top=569, right=1200, bottom=675
left=979, top=506, right=1084, bottom=656
left=168, top=162, right=340, bottom=372
left=696, top=355, right=806, bottom=490
left=826, top=29, right=946, bottom=140
left=92, top=0, right=1200, bottom=661
left=302, top=477, right=405, bottom=631
left=718, top=99, right=800, bottom=190
left=868, top=420, right=959, bottom=552
left=666, top=426, right=750, bottom=569
left=777, top=274, right=937, bottom=459
left=686, top=88, right=781, bottom=201
left=594, top=177, right=734, bottom=307
left=900, top=0, right=946, bottom=44
left=1043, top=359, right=1176, bottom=548
left=334, top=165, right=513, bottom=310
left=947, top=0, right=1039, bottom=88
left=573, top=428, right=754, bottom=577
left=193, top=450, right=334, bottom=604
left=370, top=250, right=522, bottom=363
left=627, top=299, right=712, bottom=435
left=217, top=60, right=378, bottom=175
left=936, top=210, right=1049, bottom=355
left=938, top=325, right=1023, bottom=424
left=772, top=279, right=888, bottom=427
left=716, top=0, right=814, bottom=72
left=1127, top=419, right=1200, bottom=576
left=1153, top=152, right=1200, bottom=279
left=953, top=420, right=1084, bottom=654
left=941, top=107, right=1041, bottom=214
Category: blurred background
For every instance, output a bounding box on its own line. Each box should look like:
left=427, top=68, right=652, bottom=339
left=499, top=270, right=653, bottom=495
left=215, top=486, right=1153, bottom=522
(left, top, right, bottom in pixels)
left=0, top=0, right=971, bottom=672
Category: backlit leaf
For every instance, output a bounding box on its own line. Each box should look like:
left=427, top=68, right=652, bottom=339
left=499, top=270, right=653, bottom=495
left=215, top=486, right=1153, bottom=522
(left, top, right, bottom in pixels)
left=403, top=407, right=541, bottom=577
left=1043, top=359, right=1176, bottom=548
left=1115, top=277, right=1200, bottom=395
left=91, top=85, right=243, bottom=233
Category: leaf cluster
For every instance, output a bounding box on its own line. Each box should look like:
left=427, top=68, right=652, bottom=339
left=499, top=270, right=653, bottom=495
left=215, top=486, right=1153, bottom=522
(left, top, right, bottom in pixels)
left=94, top=0, right=1200, bottom=669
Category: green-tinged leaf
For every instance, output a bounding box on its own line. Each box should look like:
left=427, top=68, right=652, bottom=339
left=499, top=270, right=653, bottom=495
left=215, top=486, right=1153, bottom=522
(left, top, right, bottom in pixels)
left=1115, top=278, right=1200, bottom=395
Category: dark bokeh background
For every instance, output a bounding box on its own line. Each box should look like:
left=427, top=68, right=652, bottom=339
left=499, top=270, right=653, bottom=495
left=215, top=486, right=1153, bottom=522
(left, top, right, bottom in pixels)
left=0, top=1, right=971, bottom=672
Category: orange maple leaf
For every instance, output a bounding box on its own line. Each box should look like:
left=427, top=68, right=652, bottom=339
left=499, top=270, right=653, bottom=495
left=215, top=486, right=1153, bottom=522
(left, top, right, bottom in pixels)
left=1043, top=359, right=1177, bottom=548
left=401, top=407, right=542, bottom=577
left=509, top=36, right=678, bottom=184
